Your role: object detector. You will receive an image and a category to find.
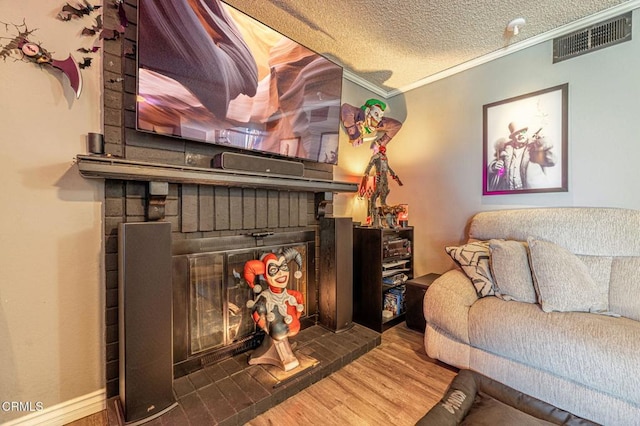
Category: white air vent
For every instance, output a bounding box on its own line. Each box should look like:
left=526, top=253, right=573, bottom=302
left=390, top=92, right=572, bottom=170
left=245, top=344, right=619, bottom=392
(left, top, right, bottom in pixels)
left=553, top=12, right=632, bottom=63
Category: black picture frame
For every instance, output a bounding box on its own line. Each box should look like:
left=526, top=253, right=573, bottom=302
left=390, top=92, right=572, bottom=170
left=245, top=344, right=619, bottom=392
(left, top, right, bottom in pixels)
left=483, top=83, right=568, bottom=195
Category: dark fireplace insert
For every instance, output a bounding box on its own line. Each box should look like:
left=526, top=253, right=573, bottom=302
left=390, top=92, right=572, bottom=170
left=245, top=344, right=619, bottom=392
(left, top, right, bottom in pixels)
left=171, top=229, right=316, bottom=378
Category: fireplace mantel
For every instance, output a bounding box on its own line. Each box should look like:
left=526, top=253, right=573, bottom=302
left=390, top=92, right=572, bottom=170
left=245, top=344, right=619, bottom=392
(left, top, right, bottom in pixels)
left=76, top=155, right=358, bottom=193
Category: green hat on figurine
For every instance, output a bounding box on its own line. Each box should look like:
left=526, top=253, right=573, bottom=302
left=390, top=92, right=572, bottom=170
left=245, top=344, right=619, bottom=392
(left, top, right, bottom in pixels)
left=362, top=98, right=387, bottom=111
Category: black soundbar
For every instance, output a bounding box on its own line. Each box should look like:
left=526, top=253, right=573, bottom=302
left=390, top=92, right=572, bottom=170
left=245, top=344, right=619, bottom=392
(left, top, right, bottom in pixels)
left=212, top=152, right=304, bottom=177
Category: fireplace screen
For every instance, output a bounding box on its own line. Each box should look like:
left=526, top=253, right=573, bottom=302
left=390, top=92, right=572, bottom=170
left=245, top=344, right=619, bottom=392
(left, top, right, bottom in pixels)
left=188, top=252, right=257, bottom=354
left=188, top=253, right=224, bottom=353
left=174, top=237, right=313, bottom=376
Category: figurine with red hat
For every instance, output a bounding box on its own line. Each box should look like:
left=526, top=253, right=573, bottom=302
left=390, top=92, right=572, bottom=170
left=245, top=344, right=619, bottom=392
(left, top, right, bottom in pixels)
left=243, top=248, right=304, bottom=371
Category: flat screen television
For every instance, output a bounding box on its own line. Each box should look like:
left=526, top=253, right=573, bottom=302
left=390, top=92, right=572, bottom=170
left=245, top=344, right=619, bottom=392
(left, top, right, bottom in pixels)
left=136, top=0, right=343, bottom=165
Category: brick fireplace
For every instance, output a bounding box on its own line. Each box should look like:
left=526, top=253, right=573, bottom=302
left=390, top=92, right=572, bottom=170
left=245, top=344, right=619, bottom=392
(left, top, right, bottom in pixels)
left=86, top=162, right=357, bottom=398
left=81, top=165, right=377, bottom=424
left=79, top=3, right=372, bottom=422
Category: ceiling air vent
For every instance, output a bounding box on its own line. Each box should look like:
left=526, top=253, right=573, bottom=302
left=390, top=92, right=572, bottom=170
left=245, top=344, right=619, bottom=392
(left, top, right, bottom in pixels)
left=553, top=12, right=632, bottom=63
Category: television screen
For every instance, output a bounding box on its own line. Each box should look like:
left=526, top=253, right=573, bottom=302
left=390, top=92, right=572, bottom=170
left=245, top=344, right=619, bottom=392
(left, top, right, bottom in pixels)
left=137, top=0, right=343, bottom=164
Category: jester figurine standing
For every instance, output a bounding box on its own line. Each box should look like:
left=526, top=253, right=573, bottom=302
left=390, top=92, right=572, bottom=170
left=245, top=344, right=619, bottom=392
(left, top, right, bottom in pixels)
left=243, top=248, right=305, bottom=371
left=361, top=144, right=404, bottom=227
left=341, top=99, right=404, bottom=227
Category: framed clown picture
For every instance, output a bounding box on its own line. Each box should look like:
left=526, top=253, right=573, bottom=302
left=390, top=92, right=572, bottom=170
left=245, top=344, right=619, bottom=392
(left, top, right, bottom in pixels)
left=482, top=84, right=568, bottom=195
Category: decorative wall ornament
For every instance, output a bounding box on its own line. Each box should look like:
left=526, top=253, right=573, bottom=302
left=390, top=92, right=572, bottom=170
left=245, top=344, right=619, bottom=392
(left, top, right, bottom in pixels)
left=57, top=1, right=102, bottom=21
left=340, top=98, right=402, bottom=148
left=0, top=1, right=127, bottom=98
left=0, top=20, right=83, bottom=97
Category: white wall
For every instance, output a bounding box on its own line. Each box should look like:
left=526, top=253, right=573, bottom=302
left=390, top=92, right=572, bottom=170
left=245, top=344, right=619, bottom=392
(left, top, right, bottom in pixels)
left=0, top=2, right=104, bottom=424
left=336, top=9, right=640, bottom=276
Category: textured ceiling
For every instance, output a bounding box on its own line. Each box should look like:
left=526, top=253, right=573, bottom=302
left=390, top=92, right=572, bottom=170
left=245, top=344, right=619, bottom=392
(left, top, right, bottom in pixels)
left=223, top=0, right=634, bottom=95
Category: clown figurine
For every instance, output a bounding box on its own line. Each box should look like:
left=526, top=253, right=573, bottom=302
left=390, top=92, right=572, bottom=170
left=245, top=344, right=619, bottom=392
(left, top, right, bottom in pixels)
left=340, top=98, right=402, bottom=147
left=361, top=143, right=403, bottom=227
left=244, top=248, right=305, bottom=371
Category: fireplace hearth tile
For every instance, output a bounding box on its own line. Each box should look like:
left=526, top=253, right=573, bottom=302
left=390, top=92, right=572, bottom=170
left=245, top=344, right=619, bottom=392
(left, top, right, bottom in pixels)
left=197, top=382, right=236, bottom=423
left=231, top=370, right=271, bottom=402
left=154, top=403, right=190, bottom=425
left=301, top=341, right=338, bottom=372
left=217, top=376, right=254, bottom=414
left=245, top=365, right=278, bottom=394
left=204, top=362, right=229, bottom=382
left=180, top=392, right=216, bottom=424
left=187, top=368, right=212, bottom=390
left=173, top=375, right=196, bottom=399
left=320, top=335, right=352, bottom=360
left=218, top=356, right=246, bottom=376
left=107, top=323, right=380, bottom=425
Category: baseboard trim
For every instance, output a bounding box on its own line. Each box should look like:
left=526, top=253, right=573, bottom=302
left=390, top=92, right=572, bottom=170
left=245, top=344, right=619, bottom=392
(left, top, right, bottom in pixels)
left=2, top=389, right=106, bottom=426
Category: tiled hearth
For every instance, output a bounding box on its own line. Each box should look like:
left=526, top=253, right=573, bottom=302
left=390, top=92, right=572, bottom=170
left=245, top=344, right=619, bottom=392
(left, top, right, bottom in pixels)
left=106, top=324, right=380, bottom=425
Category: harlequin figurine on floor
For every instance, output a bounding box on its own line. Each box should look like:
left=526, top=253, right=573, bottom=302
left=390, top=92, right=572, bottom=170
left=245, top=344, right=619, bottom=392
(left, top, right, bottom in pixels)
left=243, top=248, right=305, bottom=371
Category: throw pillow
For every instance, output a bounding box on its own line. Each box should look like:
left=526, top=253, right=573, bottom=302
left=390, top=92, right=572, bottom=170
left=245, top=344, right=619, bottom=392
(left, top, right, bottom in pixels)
left=527, top=237, right=608, bottom=313
left=446, top=241, right=496, bottom=297
left=488, top=239, right=537, bottom=303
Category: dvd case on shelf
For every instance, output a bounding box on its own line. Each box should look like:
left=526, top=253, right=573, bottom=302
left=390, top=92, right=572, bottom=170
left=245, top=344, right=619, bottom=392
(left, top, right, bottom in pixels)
left=383, top=284, right=406, bottom=317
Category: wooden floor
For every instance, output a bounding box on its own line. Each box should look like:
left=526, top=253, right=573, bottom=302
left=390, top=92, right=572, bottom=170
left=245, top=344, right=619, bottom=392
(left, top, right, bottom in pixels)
left=66, top=323, right=457, bottom=426
left=246, top=323, right=457, bottom=426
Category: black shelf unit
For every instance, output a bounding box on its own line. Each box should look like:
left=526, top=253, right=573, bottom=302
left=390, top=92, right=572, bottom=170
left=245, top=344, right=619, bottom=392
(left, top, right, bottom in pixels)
left=353, top=226, right=414, bottom=332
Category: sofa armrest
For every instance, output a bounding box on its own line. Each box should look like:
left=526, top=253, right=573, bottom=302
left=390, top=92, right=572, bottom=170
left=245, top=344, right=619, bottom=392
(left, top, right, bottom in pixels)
left=424, top=269, right=479, bottom=344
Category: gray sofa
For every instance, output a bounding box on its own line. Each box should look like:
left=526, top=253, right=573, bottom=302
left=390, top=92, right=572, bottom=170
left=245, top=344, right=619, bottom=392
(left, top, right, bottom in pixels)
left=423, top=207, right=640, bottom=425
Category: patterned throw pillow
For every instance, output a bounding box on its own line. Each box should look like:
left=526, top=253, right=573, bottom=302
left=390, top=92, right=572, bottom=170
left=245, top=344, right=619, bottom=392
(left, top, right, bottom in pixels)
left=446, top=241, right=496, bottom=297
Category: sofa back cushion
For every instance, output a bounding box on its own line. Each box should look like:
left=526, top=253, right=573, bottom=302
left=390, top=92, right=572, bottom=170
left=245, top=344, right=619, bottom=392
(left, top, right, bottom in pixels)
left=468, top=208, right=640, bottom=318
left=609, top=257, right=640, bottom=321
left=469, top=208, right=640, bottom=257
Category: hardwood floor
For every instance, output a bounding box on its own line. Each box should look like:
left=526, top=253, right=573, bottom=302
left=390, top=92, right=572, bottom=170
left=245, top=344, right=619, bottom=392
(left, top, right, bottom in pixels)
left=66, top=323, right=457, bottom=426
left=246, top=323, right=458, bottom=426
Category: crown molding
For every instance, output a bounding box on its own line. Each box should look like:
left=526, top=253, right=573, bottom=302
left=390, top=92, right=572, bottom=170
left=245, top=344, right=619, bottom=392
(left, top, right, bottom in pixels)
left=346, top=1, right=640, bottom=99
left=342, top=69, right=390, bottom=98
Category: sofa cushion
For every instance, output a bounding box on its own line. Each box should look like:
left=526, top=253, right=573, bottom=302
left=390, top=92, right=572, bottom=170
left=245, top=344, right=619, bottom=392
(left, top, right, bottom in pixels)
left=575, top=254, right=612, bottom=307
left=469, top=297, right=640, bottom=408
left=446, top=241, right=496, bottom=297
left=609, top=256, right=640, bottom=321
left=488, top=240, right=537, bottom=303
left=527, top=238, right=608, bottom=313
